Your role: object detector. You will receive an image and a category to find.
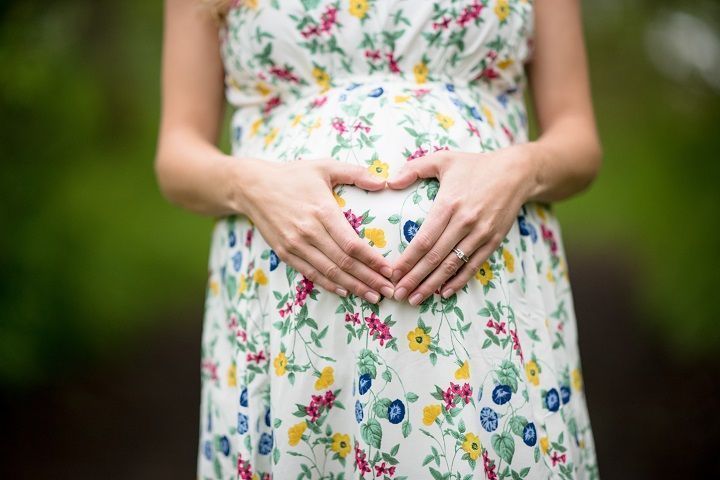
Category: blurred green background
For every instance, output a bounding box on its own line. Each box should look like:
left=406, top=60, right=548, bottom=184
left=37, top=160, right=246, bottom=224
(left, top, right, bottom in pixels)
left=1, top=0, right=719, bottom=477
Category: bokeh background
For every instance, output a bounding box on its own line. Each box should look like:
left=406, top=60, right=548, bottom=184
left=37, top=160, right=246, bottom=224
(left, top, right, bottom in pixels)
left=1, top=0, right=719, bottom=477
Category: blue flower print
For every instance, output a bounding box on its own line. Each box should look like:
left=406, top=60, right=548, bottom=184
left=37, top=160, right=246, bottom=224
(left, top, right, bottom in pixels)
left=265, top=408, right=271, bottom=427
left=450, top=96, right=464, bottom=108
left=470, top=105, right=482, bottom=120
left=518, top=215, right=538, bottom=242
left=355, top=400, right=363, bottom=423
left=258, top=432, right=273, bottom=455
left=491, top=384, right=512, bottom=405
left=522, top=422, right=537, bottom=447
left=368, top=87, right=384, bottom=97
left=228, top=230, right=237, bottom=248
left=232, top=125, right=243, bottom=143
left=203, top=439, right=213, bottom=460
left=237, top=413, right=249, bottom=434
left=219, top=435, right=230, bottom=456
left=358, top=373, right=372, bottom=395
left=388, top=399, right=405, bottom=424
left=339, top=93, right=347, bottom=101
left=240, top=387, right=248, bottom=407
left=445, top=83, right=455, bottom=92
left=480, top=407, right=499, bottom=432
left=561, top=385, right=571, bottom=405
left=403, top=220, right=419, bottom=243
left=346, top=82, right=361, bottom=91
left=269, top=250, right=279, bottom=271
left=232, top=251, right=243, bottom=272
left=545, top=388, right=560, bottom=412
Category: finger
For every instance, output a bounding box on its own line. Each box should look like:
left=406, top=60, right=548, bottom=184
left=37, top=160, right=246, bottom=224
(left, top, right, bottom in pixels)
left=391, top=205, right=456, bottom=300
left=386, top=153, right=445, bottom=190
left=406, top=233, right=482, bottom=306
left=312, top=221, right=395, bottom=298
left=325, top=161, right=386, bottom=191
left=441, top=237, right=502, bottom=297
left=282, top=251, right=348, bottom=298
left=301, top=243, right=383, bottom=304
left=320, top=207, right=395, bottom=279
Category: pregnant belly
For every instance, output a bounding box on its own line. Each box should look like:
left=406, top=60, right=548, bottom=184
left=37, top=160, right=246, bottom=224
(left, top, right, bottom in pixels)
left=230, top=77, right=529, bottom=262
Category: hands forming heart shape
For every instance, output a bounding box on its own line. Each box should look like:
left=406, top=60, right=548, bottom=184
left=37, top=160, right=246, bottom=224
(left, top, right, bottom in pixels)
left=241, top=145, right=536, bottom=306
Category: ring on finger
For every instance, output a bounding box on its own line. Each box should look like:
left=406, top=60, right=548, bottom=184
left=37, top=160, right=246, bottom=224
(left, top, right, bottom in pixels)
left=452, top=246, right=470, bottom=263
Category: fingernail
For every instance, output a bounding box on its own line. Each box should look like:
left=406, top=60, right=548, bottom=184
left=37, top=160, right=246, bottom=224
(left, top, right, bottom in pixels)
left=441, top=288, right=454, bottom=299
left=380, top=286, right=394, bottom=298
left=364, top=291, right=380, bottom=303
left=391, top=269, right=403, bottom=283
left=380, top=266, right=393, bottom=278
left=409, top=293, right=423, bottom=306
left=394, top=287, right=407, bottom=301
left=336, top=287, right=348, bottom=297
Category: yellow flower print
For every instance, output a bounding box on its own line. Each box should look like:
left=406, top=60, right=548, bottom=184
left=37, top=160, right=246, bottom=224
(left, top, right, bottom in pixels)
left=333, top=189, right=346, bottom=207
left=422, top=404, right=442, bottom=426
left=540, top=436, right=549, bottom=455
left=502, top=247, right=515, bottom=273
left=255, top=81, right=271, bottom=96
left=288, top=421, right=307, bottom=446
left=455, top=360, right=470, bottom=380
left=482, top=105, right=496, bottom=127
left=307, top=117, right=322, bottom=134
left=368, top=159, right=389, bottom=179
left=572, top=367, right=583, bottom=391
left=462, top=432, right=482, bottom=460
left=253, top=269, right=268, bottom=285
left=407, top=327, right=431, bottom=354
left=546, top=268, right=555, bottom=283
left=312, top=66, right=331, bottom=92
left=348, top=0, right=369, bottom=19
left=227, top=363, right=237, bottom=387
left=535, top=203, right=547, bottom=220
left=435, top=112, right=455, bottom=130
left=525, top=360, right=540, bottom=386
left=394, top=94, right=410, bottom=103
left=315, top=366, right=335, bottom=390
left=274, top=351, right=287, bottom=376
left=364, top=228, right=387, bottom=248
left=264, top=127, right=278, bottom=147
left=475, top=261, right=494, bottom=286
left=414, top=61, right=429, bottom=83
left=497, top=58, right=514, bottom=70
left=330, top=433, right=351, bottom=458
left=291, top=114, right=303, bottom=127
left=209, top=279, right=220, bottom=296
left=244, top=0, right=258, bottom=9
left=250, top=117, right=263, bottom=136
left=494, top=0, right=510, bottom=22
left=251, top=474, right=260, bottom=480
left=238, top=274, right=248, bottom=294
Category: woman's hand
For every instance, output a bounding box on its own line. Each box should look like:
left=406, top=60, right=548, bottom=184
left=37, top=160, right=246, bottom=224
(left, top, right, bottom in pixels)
left=386, top=145, right=538, bottom=305
left=236, top=157, right=396, bottom=303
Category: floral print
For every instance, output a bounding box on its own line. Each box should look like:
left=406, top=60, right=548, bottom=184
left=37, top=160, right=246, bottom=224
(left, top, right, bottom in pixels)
left=198, top=0, right=599, bottom=479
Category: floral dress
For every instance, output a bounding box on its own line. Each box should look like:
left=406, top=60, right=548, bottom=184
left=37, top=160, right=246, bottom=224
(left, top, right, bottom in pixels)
left=197, top=1, right=599, bottom=479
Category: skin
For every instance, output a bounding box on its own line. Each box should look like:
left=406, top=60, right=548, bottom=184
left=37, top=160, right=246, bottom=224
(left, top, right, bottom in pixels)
left=155, top=0, right=601, bottom=306
left=388, top=0, right=603, bottom=305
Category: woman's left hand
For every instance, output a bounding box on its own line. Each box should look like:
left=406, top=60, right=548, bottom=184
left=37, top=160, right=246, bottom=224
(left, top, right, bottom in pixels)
left=386, top=144, right=538, bottom=305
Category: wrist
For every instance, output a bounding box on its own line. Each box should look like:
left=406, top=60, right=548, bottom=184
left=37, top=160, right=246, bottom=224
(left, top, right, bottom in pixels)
left=223, top=156, right=265, bottom=216
left=512, top=141, right=546, bottom=203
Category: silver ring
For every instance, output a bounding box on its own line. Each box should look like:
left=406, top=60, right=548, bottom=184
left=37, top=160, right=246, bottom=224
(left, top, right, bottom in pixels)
left=452, top=247, right=470, bottom=263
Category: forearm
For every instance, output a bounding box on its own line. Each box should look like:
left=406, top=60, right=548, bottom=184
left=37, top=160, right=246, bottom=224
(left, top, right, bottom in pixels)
left=520, top=115, right=603, bottom=204
left=154, top=129, right=250, bottom=217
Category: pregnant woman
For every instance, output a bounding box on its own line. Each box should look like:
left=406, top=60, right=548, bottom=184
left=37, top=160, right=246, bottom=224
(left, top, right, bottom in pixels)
left=155, top=0, right=602, bottom=478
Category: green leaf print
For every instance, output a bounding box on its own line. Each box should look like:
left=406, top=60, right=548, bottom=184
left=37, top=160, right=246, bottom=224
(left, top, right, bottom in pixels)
left=509, top=416, right=528, bottom=437
left=492, top=432, right=515, bottom=464
left=374, top=398, right=392, bottom=418
left=361, top=419, right=383, bottom=449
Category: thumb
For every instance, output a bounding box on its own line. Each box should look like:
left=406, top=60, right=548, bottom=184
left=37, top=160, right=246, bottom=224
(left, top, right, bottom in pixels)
left=386, top=154, right=444, bottom=190
left=325, top=161, right=386, bottom=191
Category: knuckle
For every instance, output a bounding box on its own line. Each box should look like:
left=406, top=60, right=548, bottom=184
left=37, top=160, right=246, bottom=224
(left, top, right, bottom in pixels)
left=304, top=268, right=318, bottom=282
left=338, top=255, right=355, bottom=272
left=458, top=212, right=478, bottom=229
left=324, top=264, right=340, bottom=280
left=295, top=222, right=315, bottom=240
left=442, top=260, right=459, bottom=276
left=416, top=234, right=434, bottom=251
left=425, top=249, right=443, bottom=266
left=343, top=238, right=360, bottom=256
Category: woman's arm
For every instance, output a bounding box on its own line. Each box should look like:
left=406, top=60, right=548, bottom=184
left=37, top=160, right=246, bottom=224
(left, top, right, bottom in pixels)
left=523, top=0, right=603, bottom=203
left=154, top=0, right=238, bottom=216
left=154, top=0, right=395, bottom=303
left=387, top=0, right=603, bottom=304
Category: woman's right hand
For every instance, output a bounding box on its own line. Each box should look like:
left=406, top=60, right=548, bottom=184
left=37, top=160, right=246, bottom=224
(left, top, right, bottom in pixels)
left=234, top=157, right=395, bottom=303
